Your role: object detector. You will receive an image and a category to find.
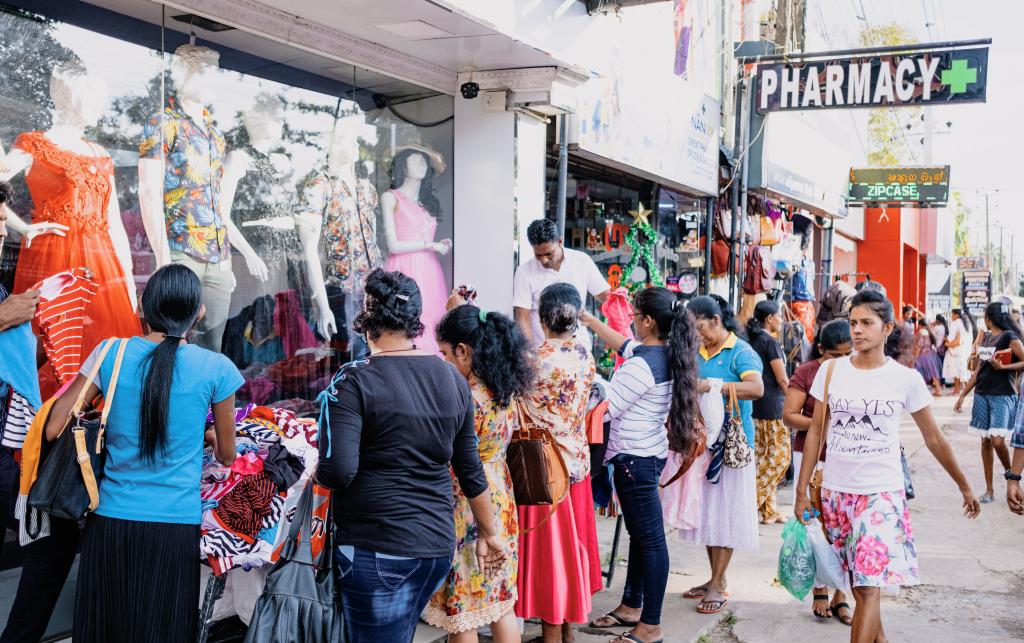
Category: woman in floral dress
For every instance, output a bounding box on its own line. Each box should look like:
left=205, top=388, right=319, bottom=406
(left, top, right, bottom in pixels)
left=428, top=297, right=534, bottom=642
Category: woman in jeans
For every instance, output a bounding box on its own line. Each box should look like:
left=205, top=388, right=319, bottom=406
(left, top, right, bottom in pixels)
left=583, top=287, right=700, bottom=643
left=954, top=301, right=1024, bottom=503
left=783, top=319, right=852, bottom=624
left=679, top=295, right=763, bottom=615
left=745, top=300, right=790, bottom=524
left=795, top=289, right=979, bottom=642
left=45, top=265, right=243, bottom=642
left=316, top=269, right=507, bottom=643
left=515, top=283, right=600, bottom=643
left=427, top=300, right=534, bottom=643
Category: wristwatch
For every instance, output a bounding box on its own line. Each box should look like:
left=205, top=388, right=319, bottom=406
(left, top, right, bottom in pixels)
left=1005, top=470, right=1022, bottom=482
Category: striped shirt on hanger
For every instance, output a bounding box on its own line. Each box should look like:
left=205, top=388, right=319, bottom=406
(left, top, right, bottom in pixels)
left=604, top=340, right=673, bottom=461
left=33, top=268, right=99, bottom=387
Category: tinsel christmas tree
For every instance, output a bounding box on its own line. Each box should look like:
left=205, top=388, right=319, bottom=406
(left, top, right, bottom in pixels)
left=620, top=202, right=663, bottom=293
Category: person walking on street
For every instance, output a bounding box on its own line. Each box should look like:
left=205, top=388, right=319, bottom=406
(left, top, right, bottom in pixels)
left=680, top=295, right=763, bottom=615
left=426, top=298, right=534, bottom=643
left=954, top=301, right=1024, bottom=504
left=914, top=319, right=943, bottom=396
left=943, top=309, right=971, bottom=395
left=746, top=300, right=790, bottom=524
left=512, top=219, right=609, bottom=347
left=43, top=264, right=243, bottom=643
left=514, top=283, right=600, bottom=643
left=783, top=319, right=853, bottom=624
left=316, top=269, right=508, bottom=643
left=795, top=289, right=980, bottom=643
left=582, top=287, right=700, bottom=643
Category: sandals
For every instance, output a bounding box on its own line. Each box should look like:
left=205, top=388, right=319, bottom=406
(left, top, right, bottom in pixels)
left=590, top=611, right=640, bottom=628
left=611, top=633, right=663, bottom=643
left=811, top=593, right=832, bottom=620
left=683, top=585, right=730, bottom=599
left=696, top=597, right=728, bottom=614
left=832, top=601, right=853, bottom=626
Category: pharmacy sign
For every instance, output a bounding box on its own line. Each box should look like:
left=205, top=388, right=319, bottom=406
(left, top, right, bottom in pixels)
left=756, top=46, right=988, bottom=113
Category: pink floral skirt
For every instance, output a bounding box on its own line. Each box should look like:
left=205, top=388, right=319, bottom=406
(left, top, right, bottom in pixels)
left=821, top=488, right=920, bottom=589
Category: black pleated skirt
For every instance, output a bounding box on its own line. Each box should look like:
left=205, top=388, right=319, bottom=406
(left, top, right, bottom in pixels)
left=74, top=514, right=200, bottom=643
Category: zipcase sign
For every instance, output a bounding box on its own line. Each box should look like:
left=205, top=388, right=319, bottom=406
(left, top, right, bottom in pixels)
left=757, top=47, right=988, bottom=113
left=847, top=166, right=950, bottom=205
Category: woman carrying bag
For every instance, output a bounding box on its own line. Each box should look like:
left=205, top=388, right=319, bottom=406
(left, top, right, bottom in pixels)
left=43, top=264, right=243, bottom=643
left=679, top=295, right=763, bottom=615
left=582, top=287, right=701, bottom=643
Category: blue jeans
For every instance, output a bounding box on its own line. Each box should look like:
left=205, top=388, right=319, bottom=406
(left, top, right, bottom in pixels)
left=335, top=546, right=450, bottom=643
left=611, top=454, right=668, bottom=625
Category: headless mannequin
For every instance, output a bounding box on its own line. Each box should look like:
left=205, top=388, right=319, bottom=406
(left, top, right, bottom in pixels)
left=1, top=68, right=136, bottom=309
left=380, top=152, right=451, bottom=256
left=223, top=104, right=334, bottom=336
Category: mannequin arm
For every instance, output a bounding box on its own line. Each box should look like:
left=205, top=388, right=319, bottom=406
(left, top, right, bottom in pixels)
left=296, top=211, right=335, bottom=339
left=2, top=204, right=68, bottom=247
left=104, top=174, right=138, bottom=311
left=221, top=150, right=268, bottom=281
left=138, top=158, right=170, bottom=267
left=380, top=190, right=439, bottom=255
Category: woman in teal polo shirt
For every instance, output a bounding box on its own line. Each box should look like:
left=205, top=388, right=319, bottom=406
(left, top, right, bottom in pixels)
left=680, top=295, right=763, bottom=615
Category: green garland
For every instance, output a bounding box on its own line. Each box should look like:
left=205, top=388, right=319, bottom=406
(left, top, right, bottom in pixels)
left=620, top=219, right=663, bottom=293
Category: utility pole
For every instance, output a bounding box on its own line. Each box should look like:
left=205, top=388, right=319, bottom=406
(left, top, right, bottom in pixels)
left=999, top=224, right=1005, bottom=293
left=985, top=194, right=990, bottom=270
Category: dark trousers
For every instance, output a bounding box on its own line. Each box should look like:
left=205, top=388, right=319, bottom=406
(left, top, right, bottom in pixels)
left=0, top=517, right=79, bottom=643
left=612, top=454, right=669, bottom=626
left=335, top=546, right=449, bottom=643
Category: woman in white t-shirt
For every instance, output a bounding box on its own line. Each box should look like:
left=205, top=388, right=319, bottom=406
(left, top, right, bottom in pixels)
left=794, top=289, right=979, bottom=643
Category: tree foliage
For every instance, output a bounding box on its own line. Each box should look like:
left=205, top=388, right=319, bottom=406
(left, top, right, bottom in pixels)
left=858, top=23, right=921, bottom=167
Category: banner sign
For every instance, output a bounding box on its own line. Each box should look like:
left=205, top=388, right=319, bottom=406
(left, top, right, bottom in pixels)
left=962, top=269, right=992, bottom=318
left=956, top=256, right=988, bottom=271
left=757, top=46, right=988, bottom=113
left=847, top=166, right=950, bottom=205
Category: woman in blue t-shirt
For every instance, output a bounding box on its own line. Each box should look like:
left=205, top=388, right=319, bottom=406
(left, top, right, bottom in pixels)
left=679, top=295, right=763, bottom=615
left=46, top=264, right=243, bottom=643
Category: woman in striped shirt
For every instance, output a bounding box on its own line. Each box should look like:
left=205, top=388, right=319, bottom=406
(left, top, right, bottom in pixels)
left=583, top=287, right=700, bottom=643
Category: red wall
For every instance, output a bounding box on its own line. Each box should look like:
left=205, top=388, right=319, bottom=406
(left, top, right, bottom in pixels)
left=857, top=207, right=930, bottom=311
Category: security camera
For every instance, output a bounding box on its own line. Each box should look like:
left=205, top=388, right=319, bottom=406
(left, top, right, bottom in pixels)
left=460, top=81, right=480, bottom=100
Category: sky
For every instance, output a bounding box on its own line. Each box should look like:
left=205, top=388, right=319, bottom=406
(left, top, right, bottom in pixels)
left=809, top=0, right=1023, bottom=270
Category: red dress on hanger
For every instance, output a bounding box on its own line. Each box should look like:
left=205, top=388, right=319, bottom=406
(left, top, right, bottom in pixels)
left=12, top=132, right=141, bottom=398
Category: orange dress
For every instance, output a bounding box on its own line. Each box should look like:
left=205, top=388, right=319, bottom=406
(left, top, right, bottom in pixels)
left=12, top=132, right=141, bottom=398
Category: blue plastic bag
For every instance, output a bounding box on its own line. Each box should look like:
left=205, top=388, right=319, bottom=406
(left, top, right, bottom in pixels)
left=778, top=518, right=816, bottom=600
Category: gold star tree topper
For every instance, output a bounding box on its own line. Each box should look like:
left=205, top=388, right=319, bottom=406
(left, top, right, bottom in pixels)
left=629, top=202, right=652, bottom=226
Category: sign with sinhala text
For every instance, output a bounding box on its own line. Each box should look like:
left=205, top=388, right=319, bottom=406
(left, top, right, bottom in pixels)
left=956, top=256, right=988, bottom=271
left=757, top=46, right=988, bottom=113
left=847, top=166, right=950, bottom=205
left=962, top=269, right=992, bottom=318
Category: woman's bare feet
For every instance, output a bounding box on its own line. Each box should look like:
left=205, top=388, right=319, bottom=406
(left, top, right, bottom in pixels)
left=811, top=588, right=831, bottom=619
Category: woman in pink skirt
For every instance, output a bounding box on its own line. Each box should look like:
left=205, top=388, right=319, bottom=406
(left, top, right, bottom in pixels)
left=516, top=283, right=601, bottom=643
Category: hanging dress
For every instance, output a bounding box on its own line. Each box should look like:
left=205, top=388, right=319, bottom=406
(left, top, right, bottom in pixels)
left=383, top=190, right=447, bottom=354
left=12, top=132, right=141, bottom=399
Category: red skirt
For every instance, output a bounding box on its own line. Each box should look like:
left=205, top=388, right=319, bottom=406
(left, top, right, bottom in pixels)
left=514, top=477, right=602, bottom=624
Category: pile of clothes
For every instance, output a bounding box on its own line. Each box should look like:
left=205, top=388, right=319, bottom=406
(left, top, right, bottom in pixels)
left=199, top=404, right=320, bottom=575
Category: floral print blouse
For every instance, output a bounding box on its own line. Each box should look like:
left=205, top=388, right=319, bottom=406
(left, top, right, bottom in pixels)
left=139, top=100, right=229, bottom=264
left=519, top=339, right=596, bottom=483
left=298, top=172, right=382, bottom=291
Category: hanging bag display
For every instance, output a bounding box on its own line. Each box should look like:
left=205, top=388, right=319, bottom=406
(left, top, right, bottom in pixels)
left=244, top=482, right=343, bottom=643
left=28, top=338, right=129, bottom=522
left=721, top=383, right=753, bottom=468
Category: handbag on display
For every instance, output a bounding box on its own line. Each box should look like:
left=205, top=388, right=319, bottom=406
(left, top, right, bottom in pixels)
left=28, top=338, right=129, bottom=522
left=759, top=215, right=782, bottom=246
left=244, top=482, right=343, bottom=643
left=721, top=383, right=753, bottom=469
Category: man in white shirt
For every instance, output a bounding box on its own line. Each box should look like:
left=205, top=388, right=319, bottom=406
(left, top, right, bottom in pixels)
left=513, top=219, right=610, bottom=347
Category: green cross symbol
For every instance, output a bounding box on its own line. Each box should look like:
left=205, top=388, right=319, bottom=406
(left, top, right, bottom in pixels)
left=941, top=59, right=978, bottom=95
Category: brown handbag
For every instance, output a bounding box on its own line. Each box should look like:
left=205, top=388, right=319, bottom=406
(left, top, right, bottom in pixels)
left=808, top=360, right=837, bottom=516
left=507, top=401, right=570, bottom=507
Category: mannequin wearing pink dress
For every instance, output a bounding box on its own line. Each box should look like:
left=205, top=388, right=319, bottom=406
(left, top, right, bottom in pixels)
left=380, top=147, right=450, bottom=354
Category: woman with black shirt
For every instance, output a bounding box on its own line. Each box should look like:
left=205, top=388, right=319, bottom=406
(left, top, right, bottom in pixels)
left=955, top=301, right=1024, bottom=504
left=316, top=269, right=507, bottom=643
left=746, top=300, right=790, bottom=524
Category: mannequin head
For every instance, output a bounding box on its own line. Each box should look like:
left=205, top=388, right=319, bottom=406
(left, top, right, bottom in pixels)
left=242, top=94, right=284, bottom=148
left=321, top=124, right=359, bottom=174
left=392, top=147, right=443, bottom=219
left=50, top=62, right=108, bottom=130
left=170, top=44, right=220, bottom=105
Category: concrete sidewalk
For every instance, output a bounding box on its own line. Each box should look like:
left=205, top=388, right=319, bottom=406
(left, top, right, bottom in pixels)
left=417, top=394, right=1024, bottom=642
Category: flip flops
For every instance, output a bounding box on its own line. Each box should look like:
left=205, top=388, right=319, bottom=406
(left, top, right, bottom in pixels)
left=682, top=586, right=731, bottom=599
left=611, top=632, right=663, bottom=643
left=832, top=601, right=853, bottom=626
left=590, top=611, right=640, bottom=628
left=696, top=597, right=728, bottom=614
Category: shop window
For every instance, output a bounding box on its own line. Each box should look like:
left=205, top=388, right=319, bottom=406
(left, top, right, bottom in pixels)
left=0, top=1, right=455, bottom=413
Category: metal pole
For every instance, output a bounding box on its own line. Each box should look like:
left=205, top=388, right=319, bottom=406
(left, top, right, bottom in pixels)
left=999, top=224, right=1005, bottom=293
left=822, top=224, right=835, bottom=292
left=736, top=75, right=753, bottom=311
left=555, top=115, right=569, bottom=238
left=704, top=196, right=715, bottom=295
left=728, top=73, right=746, bottom=306
left=985, top=194, right=990, bottom=274
left=734, top=38, right=993, bottom=63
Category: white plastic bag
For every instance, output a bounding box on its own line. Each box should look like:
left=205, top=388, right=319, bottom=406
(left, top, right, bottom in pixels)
left=700, top=378, right=725, bottom=445
left=807, top=520, right=849, bottom=591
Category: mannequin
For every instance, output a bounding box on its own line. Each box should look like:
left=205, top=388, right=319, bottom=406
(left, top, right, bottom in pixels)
left=1, top=64, right=142, bottom=399
left=380, top=145, right=450, bottom=354
left=138, top=44, right=267, bottom=352
left=297, top=125, right=382, bottom=345
left=221, top=94, right=322, bottom=353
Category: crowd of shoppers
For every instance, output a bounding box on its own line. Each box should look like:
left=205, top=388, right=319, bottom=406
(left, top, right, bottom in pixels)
left=3, top=213, right=1015, bottom=643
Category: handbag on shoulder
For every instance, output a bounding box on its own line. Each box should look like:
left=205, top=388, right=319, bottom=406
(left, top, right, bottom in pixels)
left=28, top=338, right=129, bottom=522
left=507, top=400, right=570, bottom=507
left=244, top=482, right=342, bottom=643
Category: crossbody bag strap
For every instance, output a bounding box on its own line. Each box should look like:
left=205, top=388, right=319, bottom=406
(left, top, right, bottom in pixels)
left=64, top=338, right=118, bottom=431
left=95, top=338, right=130, bottom=453
left=813, top=359, right=838, bottom=463
left=75, top=338, right=129, bottom=512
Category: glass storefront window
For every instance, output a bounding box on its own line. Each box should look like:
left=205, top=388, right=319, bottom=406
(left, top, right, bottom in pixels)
left=0, top=1, right=455, bottom=411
